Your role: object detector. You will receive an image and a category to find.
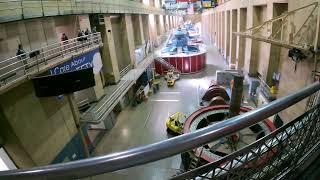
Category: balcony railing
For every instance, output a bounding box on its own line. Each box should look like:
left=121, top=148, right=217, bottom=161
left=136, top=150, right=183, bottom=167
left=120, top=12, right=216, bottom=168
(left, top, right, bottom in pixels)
left=0, top=33, right=102, bottom=93
left=0, top=0, right=165, bottom=23
left=0, top=80, right=319, bottom=179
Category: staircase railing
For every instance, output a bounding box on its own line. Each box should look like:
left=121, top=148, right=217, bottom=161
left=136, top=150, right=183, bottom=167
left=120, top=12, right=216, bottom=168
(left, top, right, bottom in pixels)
left=154, top=57, right=181, bottom=73
left=0, top=33, right=102, bottom=93
left=0, top=82, right=319, bottom=179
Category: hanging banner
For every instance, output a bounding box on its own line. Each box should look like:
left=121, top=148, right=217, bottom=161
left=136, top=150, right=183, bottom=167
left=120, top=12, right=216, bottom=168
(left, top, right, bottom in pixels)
left=48, top=48, right=102, bottom=75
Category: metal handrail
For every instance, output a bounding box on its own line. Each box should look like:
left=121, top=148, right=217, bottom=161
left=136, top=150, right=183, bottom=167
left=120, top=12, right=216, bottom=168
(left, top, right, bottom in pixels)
left=81, top=40, right=162, bottom=123
left=0, top=33, right=102, bottom=90
left=1, top=82, right=319, bottom=179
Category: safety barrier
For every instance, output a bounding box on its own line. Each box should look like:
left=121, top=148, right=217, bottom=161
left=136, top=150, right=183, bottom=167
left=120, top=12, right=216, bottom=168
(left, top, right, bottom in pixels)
left=173, top=103, right=320, bottom=179
left=0, top=33, right=102, bottom=93
left=119, top=64, right=132, bottom=78
left=80, top=80, right=134, bottom=124
left=81, top=51, right=157, bottom=124
left=0, top=81, right=319, bottom=179
left=0, top=0, right=165, bottom=23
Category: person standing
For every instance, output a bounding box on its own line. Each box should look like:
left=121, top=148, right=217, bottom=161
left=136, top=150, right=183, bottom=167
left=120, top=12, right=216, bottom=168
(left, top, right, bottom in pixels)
left=61, top=33, right=68, bottom=42
left=16, top=44, right=26, bottom=59
left=92, top=26, right=97, bottom=33
left=16, top=44, right=27, bottom=70
left=61, top=33, right=69, bottom=52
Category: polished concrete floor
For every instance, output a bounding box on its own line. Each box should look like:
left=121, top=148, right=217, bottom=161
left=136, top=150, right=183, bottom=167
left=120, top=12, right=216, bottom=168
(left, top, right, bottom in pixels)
left=92, top=44, right=227, bottom=180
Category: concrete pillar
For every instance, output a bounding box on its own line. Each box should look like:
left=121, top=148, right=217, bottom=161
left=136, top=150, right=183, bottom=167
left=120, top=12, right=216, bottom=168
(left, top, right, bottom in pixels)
left=217, top=13, right=220, bottom=48
left=132, top=15, right=144, bottom=46
left=125, top=14, right=137, bottom=68
left=148, top=14, right=157, bottom=43
left=229, top=9, right=237, bottom=66
left=255, top=5, right=271, bottom=81
left=172, top=16, right=175, bottom=28
left=218, top=12, right=222, bottom=50
left=212, top=13, right=216, bottom=44
left=225, top=11, right=231, bottom=61
left=54, top=15, right=79, bottom=40
left=210, top=14, right=214, bottom=43
left=142, top=15, right=150, bottom=42
left=165, top=15, right=169, bottom=31
left=159, top=15, right=165, bottom=35
left=139, top=15, right=146, bottom=44
left=149, top=0, right=154, bottom=7
left=155, top=15, right=160, bottom=36
left=266, top=3, right=288, bottom=85
left=236, top=8, right=247, bottom=71
left=244, top=6, right=259, bottom=76
left=100, top=15, right=120, bottom=83
left=0, top=81, right=78, bottom=166
left=78, top=15, right=91, bottom=32
left=216, top=12, right=219, bottom=47
left=229, top=74, right=244, bottom=118
left=220, top=12, right=224, bottom=51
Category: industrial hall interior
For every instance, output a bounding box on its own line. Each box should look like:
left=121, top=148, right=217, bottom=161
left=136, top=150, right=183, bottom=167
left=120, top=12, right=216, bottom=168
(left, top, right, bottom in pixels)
left=0, top=0, right=320, bottom=179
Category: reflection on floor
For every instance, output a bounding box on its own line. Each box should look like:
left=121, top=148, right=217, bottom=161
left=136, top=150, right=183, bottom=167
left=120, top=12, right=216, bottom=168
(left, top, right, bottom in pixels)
left=92, top=44, right=227, bottom=180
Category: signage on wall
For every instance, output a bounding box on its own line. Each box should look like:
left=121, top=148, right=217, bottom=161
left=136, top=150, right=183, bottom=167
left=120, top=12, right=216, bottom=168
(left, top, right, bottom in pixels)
left=48, top=48, right=102, bottom=75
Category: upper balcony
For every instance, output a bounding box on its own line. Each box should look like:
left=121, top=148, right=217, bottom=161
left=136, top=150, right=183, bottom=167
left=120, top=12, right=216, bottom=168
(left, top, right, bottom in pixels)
left=0, top=0, right=165, bottom=24
left=0, top=33, right=103, bottom=94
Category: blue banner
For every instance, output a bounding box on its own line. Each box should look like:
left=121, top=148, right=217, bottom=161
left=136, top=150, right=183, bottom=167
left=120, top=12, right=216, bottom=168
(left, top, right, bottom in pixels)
left=48, top=49, right=101, bottom=75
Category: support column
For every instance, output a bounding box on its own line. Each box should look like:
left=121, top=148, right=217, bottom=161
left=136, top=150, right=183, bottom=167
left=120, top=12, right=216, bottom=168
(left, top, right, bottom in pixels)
left=220, top=12, right=224, bottom=52
left=132, top=15, right=143, bottom=46
left=217, top=12, right=221, bottom=49
left=148, top=14, right=157, bottom=44
left=159, top=15, right=165, bottom=35
left=230, top=9, right=238, bottom=67
left=125, top=14, right=137, bottom=68
left=155, top=15, right=161, bottom=36
left=78, top=14, right=91, bottom=32
left=101, top=15, right=120, bottom=83
left=210, top=14, right=214, bottom=43
left=219, top=12, right=223, bottom=50
left=139, top=15, right=145, bottom=44
left=224, top=11, right=230, bottom=60
left=229, top=74, right=244, bottom=117
left=266, top=3, right=288, bottom=85
left=216, top=12, right=220, bottom=47
left=172, top=16, right=175, bottom=27
left=165, top=15, right=169, bottom=32
left=236, top=8, right=247, bottom=71
left=244, top=6, right=259, bottom=76
left=212, top=13, right=216, bottom=44
left=142, top=15, right=150, bottom=42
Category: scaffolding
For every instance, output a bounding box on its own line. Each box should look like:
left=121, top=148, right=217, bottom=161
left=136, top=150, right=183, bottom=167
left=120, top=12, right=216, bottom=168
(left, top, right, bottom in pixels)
left=234, top=2, right=320, bottom=110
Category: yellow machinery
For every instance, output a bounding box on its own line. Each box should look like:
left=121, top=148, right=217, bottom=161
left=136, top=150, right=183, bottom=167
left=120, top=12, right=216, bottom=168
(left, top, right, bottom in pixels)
left=165, top=70, right=180, bottom=87
left=166, top=112, right=186, bottom=134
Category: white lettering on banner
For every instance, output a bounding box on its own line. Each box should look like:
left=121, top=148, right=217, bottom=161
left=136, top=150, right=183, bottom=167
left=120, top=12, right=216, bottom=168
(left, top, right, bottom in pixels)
left=76, top=62, right=93, bottom=70
left=48, top=49, right=99, bottom=75
left=71, top=57, right=86, bottom=68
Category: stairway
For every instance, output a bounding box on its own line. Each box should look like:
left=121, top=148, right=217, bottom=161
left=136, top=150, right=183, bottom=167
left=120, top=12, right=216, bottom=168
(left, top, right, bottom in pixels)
left=154, top=57, right=181, bottom=73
